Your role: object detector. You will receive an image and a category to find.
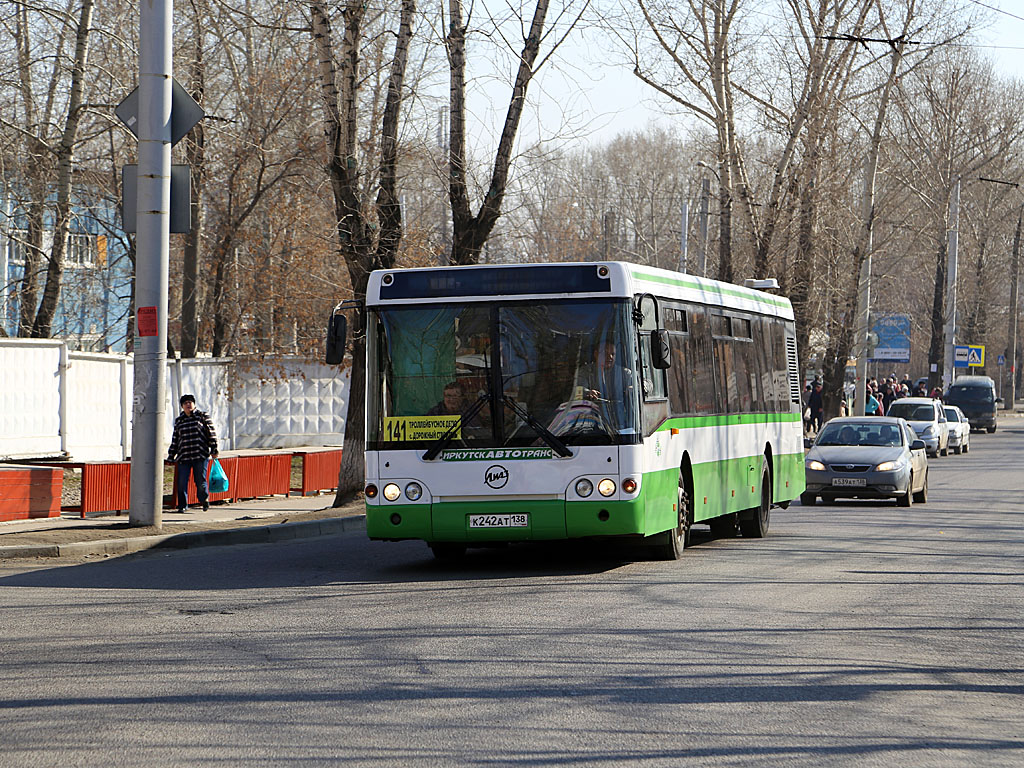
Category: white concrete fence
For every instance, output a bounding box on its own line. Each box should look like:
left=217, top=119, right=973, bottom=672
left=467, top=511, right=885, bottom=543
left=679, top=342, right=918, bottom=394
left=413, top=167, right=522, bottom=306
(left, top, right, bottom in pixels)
left=0, top=339, right=349, bottom=462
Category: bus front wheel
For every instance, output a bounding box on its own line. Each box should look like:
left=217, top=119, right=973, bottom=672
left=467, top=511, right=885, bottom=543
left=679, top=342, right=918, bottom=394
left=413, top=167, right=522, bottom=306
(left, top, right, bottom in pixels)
left=651, top=470, right=691, bottom=560
left=740, top=463, right=771, bottom=538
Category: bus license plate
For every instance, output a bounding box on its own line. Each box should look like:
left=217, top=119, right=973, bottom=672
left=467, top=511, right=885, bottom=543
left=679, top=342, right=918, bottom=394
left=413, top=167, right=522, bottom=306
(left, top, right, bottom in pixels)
left=832, top=478, right=866, bottom=487
left=469, top=514, right=528, bottom=528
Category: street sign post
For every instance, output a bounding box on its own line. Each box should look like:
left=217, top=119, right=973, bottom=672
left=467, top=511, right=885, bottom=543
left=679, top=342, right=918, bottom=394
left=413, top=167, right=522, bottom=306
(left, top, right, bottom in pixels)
left=115, top=78, right=204, bottom=146
left=118, top=22, right=205, bottom=529
left=954, top=345, right=969, bottom=368
left=954, top=344, right=985, bottom=369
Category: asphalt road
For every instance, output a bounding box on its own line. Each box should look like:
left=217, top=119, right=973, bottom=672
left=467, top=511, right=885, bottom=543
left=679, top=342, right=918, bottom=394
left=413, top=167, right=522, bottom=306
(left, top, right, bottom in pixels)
left=2, top=425, right=1023, bottom=767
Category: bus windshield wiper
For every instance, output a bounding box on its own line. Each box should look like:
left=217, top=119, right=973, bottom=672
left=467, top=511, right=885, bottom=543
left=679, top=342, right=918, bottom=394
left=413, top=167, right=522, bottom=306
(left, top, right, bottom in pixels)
left=502, top=394, right=572, bottom=458
left=422, top=391, right=492, bottom=461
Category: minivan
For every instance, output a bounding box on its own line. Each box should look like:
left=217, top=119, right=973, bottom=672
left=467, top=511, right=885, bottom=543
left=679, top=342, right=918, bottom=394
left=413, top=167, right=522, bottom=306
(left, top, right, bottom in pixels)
left=944, top=375, right=1001, bottom=433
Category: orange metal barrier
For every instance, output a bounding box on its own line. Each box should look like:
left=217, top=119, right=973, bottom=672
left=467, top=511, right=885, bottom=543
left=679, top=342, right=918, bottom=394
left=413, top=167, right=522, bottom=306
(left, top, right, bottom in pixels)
left=292, top=449, right=342, bottom=496
left=76, top=462, right=131, bottom=517
left=0, top=465, right=62, bottom=522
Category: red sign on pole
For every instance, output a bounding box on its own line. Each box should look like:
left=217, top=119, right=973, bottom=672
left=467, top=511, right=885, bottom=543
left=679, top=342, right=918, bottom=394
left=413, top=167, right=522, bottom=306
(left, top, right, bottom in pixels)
left=137, top=306, right=158, bottom=337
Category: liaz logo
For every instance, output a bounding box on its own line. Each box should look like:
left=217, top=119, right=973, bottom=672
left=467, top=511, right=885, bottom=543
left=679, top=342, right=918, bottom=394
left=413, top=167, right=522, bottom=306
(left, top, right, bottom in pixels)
left=484, top=465, right=509, bottom=489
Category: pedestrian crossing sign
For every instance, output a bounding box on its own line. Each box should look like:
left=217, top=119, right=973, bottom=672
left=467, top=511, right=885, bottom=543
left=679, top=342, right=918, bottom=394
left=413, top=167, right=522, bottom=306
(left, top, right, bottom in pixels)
left=967, top=344, right=984, bottom=367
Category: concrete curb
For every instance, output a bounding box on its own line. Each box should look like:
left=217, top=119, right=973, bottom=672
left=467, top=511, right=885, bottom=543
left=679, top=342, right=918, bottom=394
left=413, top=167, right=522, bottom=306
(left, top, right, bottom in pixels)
left=0, top=515, right=367, bottom=560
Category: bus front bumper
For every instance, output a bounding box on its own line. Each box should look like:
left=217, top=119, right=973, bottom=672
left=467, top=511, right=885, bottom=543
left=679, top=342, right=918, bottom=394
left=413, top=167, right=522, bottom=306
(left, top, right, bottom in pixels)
left=367, top=498, right=647, bottom=542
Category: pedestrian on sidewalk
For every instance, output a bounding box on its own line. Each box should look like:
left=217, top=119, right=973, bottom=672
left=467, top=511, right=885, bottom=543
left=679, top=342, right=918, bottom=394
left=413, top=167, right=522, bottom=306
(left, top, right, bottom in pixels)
left=167, top=394, right=219, bottom=513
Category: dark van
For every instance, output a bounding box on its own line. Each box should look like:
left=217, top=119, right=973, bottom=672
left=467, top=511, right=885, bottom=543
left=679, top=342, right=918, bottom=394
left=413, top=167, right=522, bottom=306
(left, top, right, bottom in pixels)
left=944, top=375, right=1001, bottom=433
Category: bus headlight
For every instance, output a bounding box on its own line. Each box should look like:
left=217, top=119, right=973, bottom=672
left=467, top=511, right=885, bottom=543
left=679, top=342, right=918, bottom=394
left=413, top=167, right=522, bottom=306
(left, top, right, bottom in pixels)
left=575, top=479, right=594, bottom=497
left=598, top=478, right=616, bottom=497
left=405, top=482, right=423, bottom=501
left=622, top=478, right=637, bottom=494
left=382, top=483, right=401, bottom=501
left=365, top=484, right=378, bottom=498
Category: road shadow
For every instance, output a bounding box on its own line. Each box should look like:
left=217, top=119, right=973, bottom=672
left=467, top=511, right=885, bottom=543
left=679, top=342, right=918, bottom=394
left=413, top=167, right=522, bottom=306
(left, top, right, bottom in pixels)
left=0, top=531, right=677, bottom=592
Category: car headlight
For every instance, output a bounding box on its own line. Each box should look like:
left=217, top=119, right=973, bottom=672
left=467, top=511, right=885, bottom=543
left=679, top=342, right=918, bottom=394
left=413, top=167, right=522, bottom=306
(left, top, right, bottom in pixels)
left=597, top=478, right=616, bottom=497
left=806, top=460, right=826, bottom=471
left=920, top=426, right=935, bottom=436
left=575, top=478, right=594, bottom=497
left=875, top=459, right=906, bottom=472
left=382, top=483, right=401, bottom=501
left=404, top=482, right=422, bottom=501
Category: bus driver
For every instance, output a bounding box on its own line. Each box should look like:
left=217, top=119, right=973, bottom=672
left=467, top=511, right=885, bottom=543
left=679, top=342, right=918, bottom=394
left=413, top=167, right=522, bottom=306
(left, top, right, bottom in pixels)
left=577, top=341, right=631, bottom=401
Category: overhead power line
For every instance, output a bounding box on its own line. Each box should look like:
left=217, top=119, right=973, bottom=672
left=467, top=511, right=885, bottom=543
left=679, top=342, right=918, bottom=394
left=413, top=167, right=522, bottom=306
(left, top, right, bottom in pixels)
left=818, top=34, right=922, bottom=50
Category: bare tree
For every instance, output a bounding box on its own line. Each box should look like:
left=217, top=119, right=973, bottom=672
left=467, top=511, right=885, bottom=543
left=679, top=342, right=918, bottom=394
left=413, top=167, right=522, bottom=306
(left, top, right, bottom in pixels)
left=889, top=49, right=1024, bottom=389
left=630, top=0, right=743, bottom=282
left=445, top=0, right=588, bottom=264
left=310, top=0, right=415, bottom=501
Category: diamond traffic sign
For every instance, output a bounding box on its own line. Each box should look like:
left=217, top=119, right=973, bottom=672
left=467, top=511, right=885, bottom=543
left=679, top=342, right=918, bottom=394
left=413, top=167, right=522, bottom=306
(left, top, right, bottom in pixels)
left=115, top=78, right=204, bottom=146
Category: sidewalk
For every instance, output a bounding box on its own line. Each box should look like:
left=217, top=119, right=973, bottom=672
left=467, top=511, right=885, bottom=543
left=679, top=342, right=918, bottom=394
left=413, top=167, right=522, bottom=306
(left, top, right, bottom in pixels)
left=0, top=493, right=366, bottom=560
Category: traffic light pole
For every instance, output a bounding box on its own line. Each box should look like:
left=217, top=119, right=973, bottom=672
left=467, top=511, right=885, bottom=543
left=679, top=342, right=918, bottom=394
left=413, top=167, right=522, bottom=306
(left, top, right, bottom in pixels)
left=128, top=0, right=172, bottom=528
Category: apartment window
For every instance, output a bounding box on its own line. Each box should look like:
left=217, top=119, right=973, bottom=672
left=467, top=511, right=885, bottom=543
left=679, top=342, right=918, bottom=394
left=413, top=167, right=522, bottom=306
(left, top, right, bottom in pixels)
left=66, top=233, right=95, bottom=266
left=7, top=229, right=29, bottom=264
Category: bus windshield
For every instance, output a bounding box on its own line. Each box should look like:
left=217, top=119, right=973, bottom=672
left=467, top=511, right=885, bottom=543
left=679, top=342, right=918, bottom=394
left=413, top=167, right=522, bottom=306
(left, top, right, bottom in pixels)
left=368, top=299, right=640, bottom=450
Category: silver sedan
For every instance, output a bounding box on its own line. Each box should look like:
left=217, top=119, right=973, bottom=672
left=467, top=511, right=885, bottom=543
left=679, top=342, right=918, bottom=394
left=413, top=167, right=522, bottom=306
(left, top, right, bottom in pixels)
left=802, top=417, right=929, bottom=507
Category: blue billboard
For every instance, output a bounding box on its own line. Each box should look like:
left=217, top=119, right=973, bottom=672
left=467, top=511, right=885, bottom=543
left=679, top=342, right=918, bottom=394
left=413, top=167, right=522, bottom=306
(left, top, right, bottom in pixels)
left=869, top=314, right=911, bottom=363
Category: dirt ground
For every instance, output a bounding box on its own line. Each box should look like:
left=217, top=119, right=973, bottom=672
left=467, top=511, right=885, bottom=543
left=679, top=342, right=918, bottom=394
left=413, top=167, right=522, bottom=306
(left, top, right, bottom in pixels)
left=0, top=500, right=365, bottom=548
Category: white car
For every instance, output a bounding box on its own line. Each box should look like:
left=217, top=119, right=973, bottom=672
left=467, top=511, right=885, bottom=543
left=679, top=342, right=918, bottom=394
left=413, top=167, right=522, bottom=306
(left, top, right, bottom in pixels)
left=943, top=405, right=970, bottom=454
left=886, top=397, right=950, bottom=457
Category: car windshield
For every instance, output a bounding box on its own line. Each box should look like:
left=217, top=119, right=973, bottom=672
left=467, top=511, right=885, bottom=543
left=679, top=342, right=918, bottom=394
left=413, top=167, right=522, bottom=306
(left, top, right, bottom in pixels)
left=943, top=408, right=960, bottom=422
left=887, top=402, right=934, bottom=421
left=816, top=423, right=903, bottom=447
left=946, top=385, right=994, bottom=403
left=366, top=299, right=640, bottom=450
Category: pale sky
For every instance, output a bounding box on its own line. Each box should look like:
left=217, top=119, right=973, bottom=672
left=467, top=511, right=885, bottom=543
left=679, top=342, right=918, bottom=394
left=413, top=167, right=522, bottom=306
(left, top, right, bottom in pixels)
left=503, top=0, right=1024, bottom=150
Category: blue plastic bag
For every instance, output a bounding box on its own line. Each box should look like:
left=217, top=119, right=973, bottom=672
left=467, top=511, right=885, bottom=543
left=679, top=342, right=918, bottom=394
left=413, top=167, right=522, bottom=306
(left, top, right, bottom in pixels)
left=208, top=458, right=229, bottom=494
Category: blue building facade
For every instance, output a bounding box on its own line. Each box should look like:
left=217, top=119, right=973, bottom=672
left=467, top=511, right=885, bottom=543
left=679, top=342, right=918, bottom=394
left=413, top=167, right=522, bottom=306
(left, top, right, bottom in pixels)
left=2, top=191, right=133, bottom=352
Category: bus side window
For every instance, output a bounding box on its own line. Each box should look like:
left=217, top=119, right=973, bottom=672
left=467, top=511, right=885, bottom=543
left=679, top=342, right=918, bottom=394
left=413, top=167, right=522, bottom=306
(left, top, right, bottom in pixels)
left=688, top=306, right=719, bottom=413
left=667, top=331, right=690, bottom=414
left=636, top=295, right=667, bottom=400
left=753, top=316, right=776, bottom=413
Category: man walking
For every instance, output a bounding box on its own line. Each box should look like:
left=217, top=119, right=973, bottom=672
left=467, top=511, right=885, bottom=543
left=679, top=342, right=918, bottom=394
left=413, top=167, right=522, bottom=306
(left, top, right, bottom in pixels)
left=167, top=394, right=219, bottom=512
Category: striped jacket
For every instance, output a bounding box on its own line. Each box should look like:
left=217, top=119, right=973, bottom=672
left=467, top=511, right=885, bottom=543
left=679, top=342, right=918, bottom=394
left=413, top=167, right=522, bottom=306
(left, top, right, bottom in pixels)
left=167, top=410, right=218, bottom=463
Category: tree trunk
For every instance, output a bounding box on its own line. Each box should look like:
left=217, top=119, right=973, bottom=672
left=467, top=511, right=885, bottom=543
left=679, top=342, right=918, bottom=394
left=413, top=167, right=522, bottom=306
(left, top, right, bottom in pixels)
left=181, top=28, right=205, bottom=357
left=447, top=0, right=550, bottom=265
left=17, top=203, right=44, bottom=336
left=212, top=249, right=228, bottom=357
left=927, top=239, right=947, bottom=390
left=31, top=0, right=95, bottom=338
left=310, top=0, right=414, bottom=503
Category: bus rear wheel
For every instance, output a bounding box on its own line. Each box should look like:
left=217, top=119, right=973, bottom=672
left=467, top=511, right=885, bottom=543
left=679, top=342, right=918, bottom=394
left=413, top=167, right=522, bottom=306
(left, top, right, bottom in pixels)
left=740, top=463, right=771, bottom=538
left=652, top=470, right=691, bottom=560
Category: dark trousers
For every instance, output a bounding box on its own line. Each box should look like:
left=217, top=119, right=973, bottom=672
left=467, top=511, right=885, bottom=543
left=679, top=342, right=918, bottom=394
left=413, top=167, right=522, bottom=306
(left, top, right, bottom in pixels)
left=176, top=458, right=209, bottom=509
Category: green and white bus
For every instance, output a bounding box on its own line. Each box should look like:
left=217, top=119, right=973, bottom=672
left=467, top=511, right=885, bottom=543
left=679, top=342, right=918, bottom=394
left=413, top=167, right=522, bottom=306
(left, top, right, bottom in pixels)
left=343, top=261, right=804, bottom=559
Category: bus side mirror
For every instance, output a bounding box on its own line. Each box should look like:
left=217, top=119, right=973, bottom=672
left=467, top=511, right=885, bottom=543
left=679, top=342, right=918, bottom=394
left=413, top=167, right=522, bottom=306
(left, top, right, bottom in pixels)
left=326, top=313, right=347, bottom=365
left=652, top=329, right=672, bottom=369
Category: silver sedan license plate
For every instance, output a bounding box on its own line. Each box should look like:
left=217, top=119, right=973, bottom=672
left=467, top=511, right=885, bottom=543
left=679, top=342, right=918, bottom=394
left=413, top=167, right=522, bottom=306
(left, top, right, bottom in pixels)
left=469, top=513, right=528, bottom=528
left=832, top=477, right=866, bottom=487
